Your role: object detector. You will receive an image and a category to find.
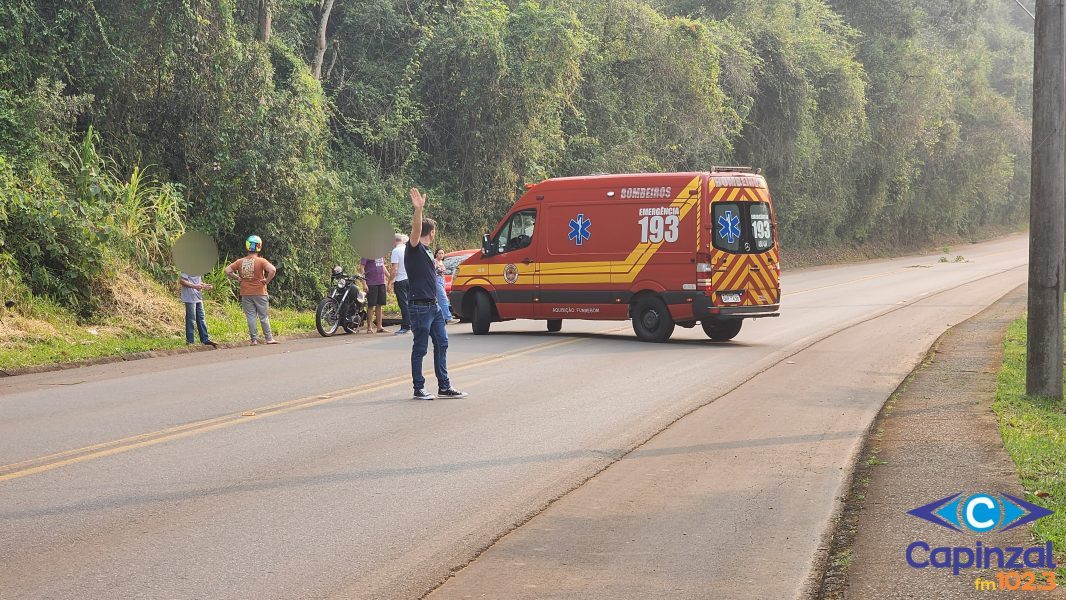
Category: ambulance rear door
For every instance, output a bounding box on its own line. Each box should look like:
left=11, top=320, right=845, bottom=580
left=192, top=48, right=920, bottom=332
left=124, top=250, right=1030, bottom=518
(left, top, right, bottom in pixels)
left=708, top=186, right=780, bottom=308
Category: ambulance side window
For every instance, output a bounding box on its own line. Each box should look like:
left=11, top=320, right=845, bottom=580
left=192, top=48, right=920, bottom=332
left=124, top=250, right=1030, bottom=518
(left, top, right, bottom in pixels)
left=493, top=209, right=536, bottom=254
left=750, top=203, right=774, bottom=251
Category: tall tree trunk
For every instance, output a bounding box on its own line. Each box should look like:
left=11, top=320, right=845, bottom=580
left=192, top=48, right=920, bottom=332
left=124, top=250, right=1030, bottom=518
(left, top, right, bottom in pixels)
left=311, top=0, right=337, bottom=79
left=324, top=39, right=341, bottom=81
left=257, top=0, right=272, bottom=43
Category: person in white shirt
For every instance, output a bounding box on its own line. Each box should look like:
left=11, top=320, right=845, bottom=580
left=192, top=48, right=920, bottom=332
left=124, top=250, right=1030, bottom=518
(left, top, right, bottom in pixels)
left=388, top=233, right=411, bottom=334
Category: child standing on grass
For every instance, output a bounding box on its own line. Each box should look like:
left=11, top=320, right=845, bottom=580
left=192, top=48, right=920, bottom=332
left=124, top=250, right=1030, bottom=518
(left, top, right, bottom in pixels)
left=224, top=235, right=278, bottom=346
left=179, top=272, right=217, bottom=348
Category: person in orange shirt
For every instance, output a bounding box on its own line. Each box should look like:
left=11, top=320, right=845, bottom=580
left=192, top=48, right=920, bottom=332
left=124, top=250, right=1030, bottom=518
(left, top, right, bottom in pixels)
left=224, top=235, right=278, bottom=345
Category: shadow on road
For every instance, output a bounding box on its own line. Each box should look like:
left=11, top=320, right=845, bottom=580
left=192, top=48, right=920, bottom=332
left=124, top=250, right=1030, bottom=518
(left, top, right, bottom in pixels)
left=1, top=430, right=861, bottom=521
left=449, top=329, right=762, bottom=350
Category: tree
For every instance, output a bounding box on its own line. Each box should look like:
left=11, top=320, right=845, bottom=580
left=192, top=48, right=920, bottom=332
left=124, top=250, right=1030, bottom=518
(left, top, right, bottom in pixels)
left=311, top=0, right=336, bottom=79
left=258, top=0, right=272, bottom=42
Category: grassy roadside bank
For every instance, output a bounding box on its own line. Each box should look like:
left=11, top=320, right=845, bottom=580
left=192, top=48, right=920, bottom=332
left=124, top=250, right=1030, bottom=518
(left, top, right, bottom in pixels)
left=0, top=298, right=401, bottom=371
left=993, top=314, right=1066, bottom=571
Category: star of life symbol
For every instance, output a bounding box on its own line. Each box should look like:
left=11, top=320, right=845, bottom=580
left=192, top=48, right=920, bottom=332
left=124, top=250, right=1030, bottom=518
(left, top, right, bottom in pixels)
left=718, top=210, right=741, bottom=245
left=568, top=213, right=591, bottom=246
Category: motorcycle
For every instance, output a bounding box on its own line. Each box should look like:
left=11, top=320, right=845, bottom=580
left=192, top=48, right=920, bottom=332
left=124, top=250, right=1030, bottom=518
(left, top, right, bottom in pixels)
left=315, top=266, right=368, bottom=337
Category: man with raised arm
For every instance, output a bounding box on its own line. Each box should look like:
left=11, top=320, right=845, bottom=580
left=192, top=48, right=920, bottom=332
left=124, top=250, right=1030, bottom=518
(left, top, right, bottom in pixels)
left=404, top=188, right=467, bottom=400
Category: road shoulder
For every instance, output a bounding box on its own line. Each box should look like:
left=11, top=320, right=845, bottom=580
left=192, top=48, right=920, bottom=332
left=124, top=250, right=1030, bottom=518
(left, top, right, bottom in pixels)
left=425, top=262, right=1026, bottom=600
left=816, top=285, right=1064, bottom=599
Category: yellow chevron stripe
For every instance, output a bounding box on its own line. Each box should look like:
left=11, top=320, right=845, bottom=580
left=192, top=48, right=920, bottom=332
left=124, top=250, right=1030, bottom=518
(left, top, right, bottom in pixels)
left=749, top=265, right=774, bottom=292
left=696, top=195, right=702, bottom=252
left=717, top=258, right=747, bottom=291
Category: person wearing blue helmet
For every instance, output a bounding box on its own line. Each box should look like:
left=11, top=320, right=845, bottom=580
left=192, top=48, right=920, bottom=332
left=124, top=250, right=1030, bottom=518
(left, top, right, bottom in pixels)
left=225, top=235, right=278, bottom=345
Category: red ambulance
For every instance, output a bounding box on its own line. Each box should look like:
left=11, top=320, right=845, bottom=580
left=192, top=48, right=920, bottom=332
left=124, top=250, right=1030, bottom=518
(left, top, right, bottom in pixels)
left=448, top=170, right=780, bottom=342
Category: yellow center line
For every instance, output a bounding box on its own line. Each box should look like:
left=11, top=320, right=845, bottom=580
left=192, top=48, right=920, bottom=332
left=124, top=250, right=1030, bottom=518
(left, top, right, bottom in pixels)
left=0, top=330, right=625, bottom=484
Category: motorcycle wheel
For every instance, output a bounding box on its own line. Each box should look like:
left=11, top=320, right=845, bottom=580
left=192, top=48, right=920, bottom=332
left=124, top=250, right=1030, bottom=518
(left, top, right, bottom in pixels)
left=316, top=298, right=341, bottom=337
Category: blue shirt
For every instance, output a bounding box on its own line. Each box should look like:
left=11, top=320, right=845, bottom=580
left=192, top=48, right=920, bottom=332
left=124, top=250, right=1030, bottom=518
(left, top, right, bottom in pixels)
left=180, top=273, right=203, bottom=303
left=403, top=241, right=438, bottom=301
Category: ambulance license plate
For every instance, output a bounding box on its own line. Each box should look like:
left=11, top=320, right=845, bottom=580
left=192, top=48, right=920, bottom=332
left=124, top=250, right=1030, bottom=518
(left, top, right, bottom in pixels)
left=719, top=292, right=742, bottom=304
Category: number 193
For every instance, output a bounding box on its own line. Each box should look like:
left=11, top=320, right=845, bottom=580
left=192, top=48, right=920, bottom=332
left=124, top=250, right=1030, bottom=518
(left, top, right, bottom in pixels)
left=639, top=215, right=679, bottom=243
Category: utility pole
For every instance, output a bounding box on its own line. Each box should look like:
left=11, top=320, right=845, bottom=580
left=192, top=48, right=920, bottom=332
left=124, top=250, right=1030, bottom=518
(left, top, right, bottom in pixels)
left=1027, top=0, right=1065, bottom=399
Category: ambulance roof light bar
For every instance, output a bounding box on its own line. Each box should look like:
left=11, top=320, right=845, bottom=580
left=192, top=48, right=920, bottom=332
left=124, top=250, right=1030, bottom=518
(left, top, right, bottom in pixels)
left=711, top=165, right=755, bottom=173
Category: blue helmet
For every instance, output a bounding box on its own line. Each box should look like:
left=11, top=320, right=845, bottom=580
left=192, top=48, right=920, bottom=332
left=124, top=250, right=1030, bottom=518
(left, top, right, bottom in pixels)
left=245, top=235, right=263, bottom=253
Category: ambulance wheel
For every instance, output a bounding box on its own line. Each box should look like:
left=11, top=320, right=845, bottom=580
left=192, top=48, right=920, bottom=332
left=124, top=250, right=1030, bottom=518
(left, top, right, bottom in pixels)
left=702, top=318, right=742, bottom=341
left=632, top=296, right=675, bottom=343
left=547, top=319, right=562, bottom=332
left=471, top=292, right=493, bottom=335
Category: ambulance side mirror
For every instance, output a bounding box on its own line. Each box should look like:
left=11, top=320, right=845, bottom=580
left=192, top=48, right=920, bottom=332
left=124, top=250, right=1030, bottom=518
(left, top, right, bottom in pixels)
left=482, top=233, right=493, bottom=257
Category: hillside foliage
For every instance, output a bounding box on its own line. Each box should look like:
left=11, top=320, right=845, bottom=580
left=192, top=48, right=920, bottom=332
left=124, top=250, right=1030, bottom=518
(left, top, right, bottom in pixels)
left=0, top=0, right=1035, bottom=312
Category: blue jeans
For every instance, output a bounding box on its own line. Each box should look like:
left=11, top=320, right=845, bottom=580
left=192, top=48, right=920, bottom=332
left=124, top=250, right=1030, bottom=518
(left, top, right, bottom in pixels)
left=435, top=276, right=453, bottom=321
left=410, top=302, right=450, bottom=391
left=184, top=302, right=211, bottom=344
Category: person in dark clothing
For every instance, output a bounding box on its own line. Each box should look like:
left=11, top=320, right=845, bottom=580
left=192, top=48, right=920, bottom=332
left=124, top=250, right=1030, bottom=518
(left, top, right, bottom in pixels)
left=405, top=188, right=467, bottom=400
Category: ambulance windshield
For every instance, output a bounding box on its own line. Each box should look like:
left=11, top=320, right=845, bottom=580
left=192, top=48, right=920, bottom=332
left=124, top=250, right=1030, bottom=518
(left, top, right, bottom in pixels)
left=491, top=209, right=536, bottom=255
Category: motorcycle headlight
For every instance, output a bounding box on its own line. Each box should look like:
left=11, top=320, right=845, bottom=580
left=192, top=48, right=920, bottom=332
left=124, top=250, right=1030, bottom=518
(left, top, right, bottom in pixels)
left=336, top=280, right=346, bottom=289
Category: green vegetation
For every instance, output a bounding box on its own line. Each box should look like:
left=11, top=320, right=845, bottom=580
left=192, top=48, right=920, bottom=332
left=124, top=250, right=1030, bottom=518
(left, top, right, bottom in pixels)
left=0, top=300, right=319, bottom=369
left=0, top=0, right=1037, bottom=366
left=994, top=315, right=1066, bottom=575
left=0, top=296, right=407, bottom=369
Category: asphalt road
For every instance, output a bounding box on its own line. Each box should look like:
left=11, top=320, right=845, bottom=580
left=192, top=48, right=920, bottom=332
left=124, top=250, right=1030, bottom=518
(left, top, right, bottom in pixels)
left=0, top=235, right=1028, bottom=599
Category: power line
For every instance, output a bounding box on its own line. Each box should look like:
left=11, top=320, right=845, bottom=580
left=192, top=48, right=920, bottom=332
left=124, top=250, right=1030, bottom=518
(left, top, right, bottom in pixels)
left=1014, top=0, right=1036, bottom=20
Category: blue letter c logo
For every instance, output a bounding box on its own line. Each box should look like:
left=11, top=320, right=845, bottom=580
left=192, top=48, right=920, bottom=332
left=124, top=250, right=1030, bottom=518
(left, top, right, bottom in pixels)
left=964, top=494, right=1000, bottom=532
